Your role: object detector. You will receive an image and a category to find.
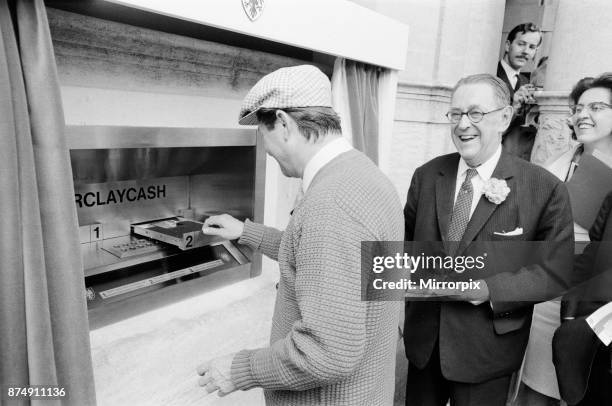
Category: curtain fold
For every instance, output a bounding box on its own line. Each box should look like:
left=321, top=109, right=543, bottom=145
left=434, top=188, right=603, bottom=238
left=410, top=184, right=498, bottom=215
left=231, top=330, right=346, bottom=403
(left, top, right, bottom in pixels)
left=332, top=58, right=398, bottom=166
left=0, top=1, right=96, bottom=405
left=376, top=66, right=399, bottom=175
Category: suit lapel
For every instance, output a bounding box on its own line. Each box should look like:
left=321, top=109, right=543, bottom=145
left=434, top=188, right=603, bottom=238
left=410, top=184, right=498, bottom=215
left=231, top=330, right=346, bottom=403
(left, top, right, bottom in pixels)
left=457, top=152, right=515, bottom=254
left=497, top=61, right=515, bottom=98
left=436, top=155, right=459, bottom=240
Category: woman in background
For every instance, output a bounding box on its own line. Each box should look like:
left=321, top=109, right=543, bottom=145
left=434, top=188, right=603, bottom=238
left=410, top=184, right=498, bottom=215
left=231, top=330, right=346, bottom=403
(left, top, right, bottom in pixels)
left=517, top=72, right=612, bottom=405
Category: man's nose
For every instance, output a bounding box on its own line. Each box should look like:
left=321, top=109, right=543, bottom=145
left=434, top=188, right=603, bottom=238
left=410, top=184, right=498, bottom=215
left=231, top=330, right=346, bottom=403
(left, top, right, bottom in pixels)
left=456, top=113, right=472, bottom=129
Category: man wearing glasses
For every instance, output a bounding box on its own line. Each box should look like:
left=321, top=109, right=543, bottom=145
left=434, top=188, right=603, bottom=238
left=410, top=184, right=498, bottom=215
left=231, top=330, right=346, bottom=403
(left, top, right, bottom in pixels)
left=402, top=74, right=574, bottom=406
left=496, top=22, right=543, bottom=161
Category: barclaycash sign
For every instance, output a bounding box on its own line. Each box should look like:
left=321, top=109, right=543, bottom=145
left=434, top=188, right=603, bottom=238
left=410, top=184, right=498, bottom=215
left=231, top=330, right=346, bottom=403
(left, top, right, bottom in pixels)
left=75, top=184, right=167, bottom=208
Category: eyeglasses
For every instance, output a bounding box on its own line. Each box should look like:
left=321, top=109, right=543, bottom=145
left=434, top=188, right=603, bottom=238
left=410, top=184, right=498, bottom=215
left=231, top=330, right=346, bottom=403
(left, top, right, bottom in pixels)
left=570, top=102, right=612, bottom=115
left=445, top=106, right=507, bottom=124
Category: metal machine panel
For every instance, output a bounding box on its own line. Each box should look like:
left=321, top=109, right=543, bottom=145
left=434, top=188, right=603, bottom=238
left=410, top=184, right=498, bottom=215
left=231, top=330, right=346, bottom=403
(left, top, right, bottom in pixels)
left=74, top=176, right=189, bottom=238
left=68, top=126, right=265, bottom=325
left=189, top=173, right=253, bottom=220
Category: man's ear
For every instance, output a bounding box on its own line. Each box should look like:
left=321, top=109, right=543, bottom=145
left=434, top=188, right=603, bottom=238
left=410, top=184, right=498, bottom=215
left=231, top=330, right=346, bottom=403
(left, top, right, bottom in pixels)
left=275, top=110, right=286, bottom=125
left=275, top=110, right=293, bottom=140
left=504, top=40, right=510, bottom=55
left=500, top=105, right=514, bottom=132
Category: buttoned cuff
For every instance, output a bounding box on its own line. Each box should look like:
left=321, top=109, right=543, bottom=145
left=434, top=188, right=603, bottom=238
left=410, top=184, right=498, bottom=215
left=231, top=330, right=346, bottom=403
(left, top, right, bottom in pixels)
left=230, top=350, right=258, bottom=390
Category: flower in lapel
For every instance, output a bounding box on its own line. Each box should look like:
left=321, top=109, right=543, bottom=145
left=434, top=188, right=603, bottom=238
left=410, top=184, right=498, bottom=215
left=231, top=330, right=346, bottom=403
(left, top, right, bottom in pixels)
left=482, top=178, right=510, bottom=204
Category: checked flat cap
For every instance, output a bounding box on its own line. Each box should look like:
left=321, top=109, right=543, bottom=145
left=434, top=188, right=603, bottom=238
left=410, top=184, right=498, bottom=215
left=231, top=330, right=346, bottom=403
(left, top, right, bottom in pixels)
left=238, top=65, right=332, bottom=125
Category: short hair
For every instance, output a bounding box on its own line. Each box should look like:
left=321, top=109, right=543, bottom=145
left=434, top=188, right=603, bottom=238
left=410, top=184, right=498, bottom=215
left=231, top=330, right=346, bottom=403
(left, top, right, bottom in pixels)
left=507, top=22, right=543, bottom=46
left=256, top=107, right=342, bottom=141
left=453, top=73, right=511, bottom=107
left=569, top=73, right=612, bottom=105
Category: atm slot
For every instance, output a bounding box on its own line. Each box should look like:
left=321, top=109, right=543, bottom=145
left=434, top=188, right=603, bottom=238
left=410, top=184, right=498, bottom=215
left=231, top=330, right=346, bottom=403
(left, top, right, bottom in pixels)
left=85, top=244, right=238, bottom=307
left=98, top=259, right=223, bottom=299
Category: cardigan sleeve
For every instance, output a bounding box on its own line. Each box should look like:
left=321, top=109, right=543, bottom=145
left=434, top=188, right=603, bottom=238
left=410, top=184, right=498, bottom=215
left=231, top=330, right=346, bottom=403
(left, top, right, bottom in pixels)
left=238, top=219, right=283, bottom=261
left=231, top=203, right=374, bottom=391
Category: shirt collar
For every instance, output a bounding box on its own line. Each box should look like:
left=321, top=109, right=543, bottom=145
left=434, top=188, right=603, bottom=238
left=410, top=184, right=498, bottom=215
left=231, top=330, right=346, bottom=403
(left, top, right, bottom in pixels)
left=457, top=144, right=502, bottom=181
left=500, top=59, right=521, bottom=82
left=302, top=137, right=353, bottom=193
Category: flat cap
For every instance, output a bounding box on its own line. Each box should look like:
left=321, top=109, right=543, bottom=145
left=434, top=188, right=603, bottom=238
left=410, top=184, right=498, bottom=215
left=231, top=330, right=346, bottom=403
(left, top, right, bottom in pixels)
left=238, top=65, right=332, bottom=125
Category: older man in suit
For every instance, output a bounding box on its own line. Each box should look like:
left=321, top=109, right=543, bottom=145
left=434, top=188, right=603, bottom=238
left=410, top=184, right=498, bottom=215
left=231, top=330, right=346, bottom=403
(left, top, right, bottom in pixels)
left=403, top=73, right=574, bottom=406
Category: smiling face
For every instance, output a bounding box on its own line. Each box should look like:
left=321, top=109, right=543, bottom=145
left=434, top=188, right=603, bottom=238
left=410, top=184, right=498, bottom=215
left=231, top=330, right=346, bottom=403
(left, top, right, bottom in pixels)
left=450, top=83, right=511, bottom=167
left=574, top=87, right=612, bottom=148
left=504, top=31, right=541, bottom=71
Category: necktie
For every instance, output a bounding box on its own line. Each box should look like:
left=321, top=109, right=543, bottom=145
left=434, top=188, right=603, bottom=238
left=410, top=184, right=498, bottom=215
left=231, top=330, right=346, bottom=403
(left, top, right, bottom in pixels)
left=514, top=74, right=521, bottom=92
left=447, top=168, right=478, bottom=241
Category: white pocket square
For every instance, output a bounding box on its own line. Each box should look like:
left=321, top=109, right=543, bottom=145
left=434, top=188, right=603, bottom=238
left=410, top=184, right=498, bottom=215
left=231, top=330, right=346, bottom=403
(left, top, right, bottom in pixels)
left=493, top=227, right=523, bottom=236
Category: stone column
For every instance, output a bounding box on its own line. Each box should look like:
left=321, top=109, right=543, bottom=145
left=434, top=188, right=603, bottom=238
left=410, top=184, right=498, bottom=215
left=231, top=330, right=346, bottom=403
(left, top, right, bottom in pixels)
left=531, top=0, right=612, bottom=165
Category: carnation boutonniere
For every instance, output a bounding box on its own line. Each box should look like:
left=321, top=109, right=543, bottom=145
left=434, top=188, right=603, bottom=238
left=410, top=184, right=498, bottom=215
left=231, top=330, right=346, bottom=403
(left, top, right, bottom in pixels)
left=482, top=178, right=510, bottom=204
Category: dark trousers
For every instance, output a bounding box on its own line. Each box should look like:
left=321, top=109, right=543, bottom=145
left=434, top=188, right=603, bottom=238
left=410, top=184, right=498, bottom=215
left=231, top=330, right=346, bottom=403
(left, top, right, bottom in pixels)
left=575, top=345, right=612, bottom=406
left=405, top=343, right=511, bottom=406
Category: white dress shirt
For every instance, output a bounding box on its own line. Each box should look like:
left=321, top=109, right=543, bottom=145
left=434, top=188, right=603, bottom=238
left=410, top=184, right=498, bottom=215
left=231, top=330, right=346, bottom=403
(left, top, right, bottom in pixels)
left=302, top=136, right=353, bottom=193
left=500, top=59, right=521, bottom=90
left=453, top=145, right=502, bottom=220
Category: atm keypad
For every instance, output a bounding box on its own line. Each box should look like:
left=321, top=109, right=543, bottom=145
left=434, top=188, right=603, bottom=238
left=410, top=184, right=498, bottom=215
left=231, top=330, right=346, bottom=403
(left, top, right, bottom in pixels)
left=103, top=238, right=162, bottom=258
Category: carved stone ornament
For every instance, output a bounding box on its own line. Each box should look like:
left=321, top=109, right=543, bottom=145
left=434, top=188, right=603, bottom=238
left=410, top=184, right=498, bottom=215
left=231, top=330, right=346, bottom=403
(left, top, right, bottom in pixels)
left=242, top=0, right=264, bottom=21
left=531, top=115, right=574, bottom=166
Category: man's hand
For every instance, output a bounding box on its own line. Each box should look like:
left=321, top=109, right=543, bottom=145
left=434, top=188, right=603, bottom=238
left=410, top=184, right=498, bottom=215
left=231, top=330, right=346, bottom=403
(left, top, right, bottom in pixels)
left=196, top=353, right=237, bottom=397
left=512, top=84, right=536, bottom=111
left=405, top=279, right=490, bottom=305
left=201, top=214, right=245, bottom=240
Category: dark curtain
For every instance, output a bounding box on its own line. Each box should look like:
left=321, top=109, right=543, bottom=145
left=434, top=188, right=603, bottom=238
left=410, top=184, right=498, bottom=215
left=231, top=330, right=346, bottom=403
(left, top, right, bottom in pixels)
left=0, top=1, right=96, bottom=405
left=344, top=61, right=380, bottom=164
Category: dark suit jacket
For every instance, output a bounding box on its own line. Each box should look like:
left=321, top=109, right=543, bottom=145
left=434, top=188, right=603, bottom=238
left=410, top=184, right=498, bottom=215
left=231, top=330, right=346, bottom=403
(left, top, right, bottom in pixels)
left=496, top=61, right=528, bottom=100
left=403, top=151, right=574, bottom=383
left=563, top=191, right=612, bottom=318
left=554, top=191, right=612, bottom=405
left=497, top=61, right=535, bottom=160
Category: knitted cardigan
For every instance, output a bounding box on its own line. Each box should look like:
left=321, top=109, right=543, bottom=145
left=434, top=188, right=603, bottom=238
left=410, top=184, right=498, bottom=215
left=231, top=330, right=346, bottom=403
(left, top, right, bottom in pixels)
left=232, top=149, right=404, bottom=405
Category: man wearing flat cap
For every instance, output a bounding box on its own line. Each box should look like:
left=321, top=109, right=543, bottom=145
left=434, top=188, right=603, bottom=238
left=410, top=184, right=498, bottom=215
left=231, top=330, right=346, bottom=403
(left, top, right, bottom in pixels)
left=197, top=64, right=404, bottom=405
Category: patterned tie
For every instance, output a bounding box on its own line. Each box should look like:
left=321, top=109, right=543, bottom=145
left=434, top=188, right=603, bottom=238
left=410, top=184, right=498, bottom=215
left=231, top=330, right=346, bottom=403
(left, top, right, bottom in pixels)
left=447, top=168, right=478, bottom=241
